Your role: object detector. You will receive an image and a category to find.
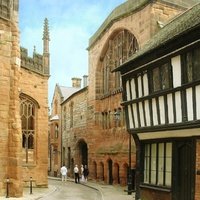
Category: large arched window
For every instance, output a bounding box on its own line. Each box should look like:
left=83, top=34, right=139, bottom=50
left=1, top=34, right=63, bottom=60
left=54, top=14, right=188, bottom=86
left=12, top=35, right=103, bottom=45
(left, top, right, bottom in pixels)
left=101, top=29, right=138, bottom=95
left=20, top=95, right=38, bottom=164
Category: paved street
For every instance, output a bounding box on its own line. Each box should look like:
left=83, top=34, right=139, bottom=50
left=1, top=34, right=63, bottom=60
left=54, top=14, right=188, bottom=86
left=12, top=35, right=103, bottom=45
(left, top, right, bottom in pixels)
left=0, top=177, right=135, bottom=200
left=41, top=179, right=102, bottom=200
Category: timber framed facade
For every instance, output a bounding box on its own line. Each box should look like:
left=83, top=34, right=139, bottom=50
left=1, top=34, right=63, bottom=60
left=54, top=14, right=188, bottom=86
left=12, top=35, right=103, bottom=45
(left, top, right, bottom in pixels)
left=115, top=2, right=200, bottom=200
left=86, top=0, right=200, bottom=191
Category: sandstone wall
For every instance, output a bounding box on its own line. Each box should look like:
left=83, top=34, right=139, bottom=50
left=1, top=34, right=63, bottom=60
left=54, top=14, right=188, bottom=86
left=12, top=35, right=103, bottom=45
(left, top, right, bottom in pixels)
left=19, top=68, right=48, bottom=187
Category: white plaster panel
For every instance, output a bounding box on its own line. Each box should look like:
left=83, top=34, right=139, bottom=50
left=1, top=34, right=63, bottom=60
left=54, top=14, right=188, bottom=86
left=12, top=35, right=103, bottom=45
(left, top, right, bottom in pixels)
left=131, top=78, right=136, bottom=100
left=159, top=96, right=165, bottom=124
left=175, top=91, right=182, bottom=123
left=139, top=102, right=145, bottom=127
left=138, top=75, right=142, bottom=98
left=196, top=85, right=200, bottom=119
left=126, top=80, right=131, bottom=101
left=128, top=105, right=134, bottom=128
left=167, top=94, right=174, bottom=123
left=152, top=98, right=158, bottom=125
left=186, top=88, right=193, bottom=121
left=133, top=103, right=139, bottom=128
left=171, top=55, right=181, bottom=88
left=144, top=100, right=151, bottom=126
left=143, top=73, right=149, bottom=96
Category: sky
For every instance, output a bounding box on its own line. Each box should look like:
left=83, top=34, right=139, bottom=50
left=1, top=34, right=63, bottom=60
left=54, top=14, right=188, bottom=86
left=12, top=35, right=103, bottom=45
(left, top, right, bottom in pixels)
left=19, top=0, right=125, bottom=107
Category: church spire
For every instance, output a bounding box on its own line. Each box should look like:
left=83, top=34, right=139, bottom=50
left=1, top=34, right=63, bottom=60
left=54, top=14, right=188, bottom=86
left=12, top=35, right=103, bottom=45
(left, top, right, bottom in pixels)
left=42, top=18, right=50, bottom=75
left=43, top=18, right=50, bottom=53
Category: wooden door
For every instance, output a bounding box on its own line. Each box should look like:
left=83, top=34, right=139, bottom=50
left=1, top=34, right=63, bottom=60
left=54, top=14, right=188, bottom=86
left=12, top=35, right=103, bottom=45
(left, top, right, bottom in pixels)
left=173, top=140, right=195, bottom=200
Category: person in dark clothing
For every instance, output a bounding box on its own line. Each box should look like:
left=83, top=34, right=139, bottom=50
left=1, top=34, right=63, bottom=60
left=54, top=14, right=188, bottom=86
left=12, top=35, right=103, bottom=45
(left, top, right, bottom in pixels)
left=83, top=165, right=89, bottom=182
left=74, top=164, right=79, bottom=183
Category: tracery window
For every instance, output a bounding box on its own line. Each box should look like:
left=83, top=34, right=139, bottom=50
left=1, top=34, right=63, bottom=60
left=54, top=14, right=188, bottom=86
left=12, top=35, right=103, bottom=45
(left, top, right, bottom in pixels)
left=101, top=29, right=138, bottom=94
left=20, top=96, right=37, bottom=164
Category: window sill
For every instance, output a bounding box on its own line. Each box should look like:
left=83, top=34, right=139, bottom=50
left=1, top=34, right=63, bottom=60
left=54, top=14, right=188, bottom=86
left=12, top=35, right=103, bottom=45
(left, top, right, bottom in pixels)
left=140, top=184, right=171, bottom=193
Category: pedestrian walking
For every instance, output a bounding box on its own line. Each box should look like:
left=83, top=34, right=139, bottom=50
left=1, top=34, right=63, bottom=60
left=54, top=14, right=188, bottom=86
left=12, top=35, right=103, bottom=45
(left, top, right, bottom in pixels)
left=74, top=164, right=79, bottom=183
left=60, top=164, right=68, bottom=182
left=83, top=165, right=89, bottom=182
left=80, top=164, right=85, bottom=182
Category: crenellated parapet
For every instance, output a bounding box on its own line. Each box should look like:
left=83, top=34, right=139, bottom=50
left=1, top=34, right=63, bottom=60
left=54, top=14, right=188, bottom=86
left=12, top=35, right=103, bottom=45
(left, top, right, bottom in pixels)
left=20, top=18, right=50, bottom=76
left=20, top=47, right=49, bottom=76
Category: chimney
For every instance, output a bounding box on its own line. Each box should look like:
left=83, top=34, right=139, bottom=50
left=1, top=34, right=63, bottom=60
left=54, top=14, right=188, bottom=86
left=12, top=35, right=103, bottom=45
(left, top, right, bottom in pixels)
left=83, top=75, right=88, bottom=87
left=72, top=77, right=81, bottom=88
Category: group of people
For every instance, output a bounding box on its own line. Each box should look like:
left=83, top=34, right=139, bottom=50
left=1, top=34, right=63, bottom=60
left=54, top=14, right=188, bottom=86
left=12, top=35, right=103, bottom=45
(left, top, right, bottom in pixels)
left=74, top=164, right=89, bottom=183
left=60, top=164, right=89, bottom=184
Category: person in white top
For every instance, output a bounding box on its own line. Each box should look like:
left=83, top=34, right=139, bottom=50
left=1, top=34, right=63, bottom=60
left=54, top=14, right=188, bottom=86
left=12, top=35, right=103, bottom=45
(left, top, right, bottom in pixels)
left=60, top=164, right=68, bottom=182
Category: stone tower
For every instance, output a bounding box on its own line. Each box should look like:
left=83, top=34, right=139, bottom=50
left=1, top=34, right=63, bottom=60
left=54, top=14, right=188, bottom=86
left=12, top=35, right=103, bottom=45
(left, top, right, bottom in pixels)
left=0, top=1, right=50, bottom=197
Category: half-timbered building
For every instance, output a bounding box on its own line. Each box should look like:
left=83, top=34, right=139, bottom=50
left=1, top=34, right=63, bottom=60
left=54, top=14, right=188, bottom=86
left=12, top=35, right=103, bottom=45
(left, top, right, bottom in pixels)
left=115, top=2, right=200, bottom=200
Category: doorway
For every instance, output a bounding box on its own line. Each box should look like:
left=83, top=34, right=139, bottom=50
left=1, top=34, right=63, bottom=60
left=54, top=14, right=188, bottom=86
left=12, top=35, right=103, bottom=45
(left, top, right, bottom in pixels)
left=77, top=139, right=88, bottom=166
left=108, top=159, right=113, bottom=185
left=173, top=140, right=195, bottom=200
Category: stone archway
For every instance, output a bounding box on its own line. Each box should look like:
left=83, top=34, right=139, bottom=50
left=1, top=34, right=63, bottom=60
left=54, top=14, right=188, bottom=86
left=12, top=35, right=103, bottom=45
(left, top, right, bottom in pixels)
left=108, top=159, right=113, bottom=185
left=99, top=162, right=104, bottom=181
left=92, top=161, right=97, bottom=179
left=77, top=139, right=88, bottom=166
left=114, top=163, right=120, bottom=184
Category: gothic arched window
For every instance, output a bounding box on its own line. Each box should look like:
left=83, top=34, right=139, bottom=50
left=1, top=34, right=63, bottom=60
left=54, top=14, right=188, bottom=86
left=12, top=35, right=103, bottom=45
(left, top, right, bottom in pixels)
left=20, top=95, right=37, bottom=164
left=101, top=29, right=138, bottom=95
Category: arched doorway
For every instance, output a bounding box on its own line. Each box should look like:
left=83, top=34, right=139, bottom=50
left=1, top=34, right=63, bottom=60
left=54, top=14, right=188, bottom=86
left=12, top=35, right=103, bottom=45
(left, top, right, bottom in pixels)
left=108, top=159, right=113, bottom=185
left=93, top=161, right=97, bottom=179
left=114, top=163, right=120, bottom=184
left=77, top=139, right=88, bottom=166
left=99, top=162, right=104, bottom=181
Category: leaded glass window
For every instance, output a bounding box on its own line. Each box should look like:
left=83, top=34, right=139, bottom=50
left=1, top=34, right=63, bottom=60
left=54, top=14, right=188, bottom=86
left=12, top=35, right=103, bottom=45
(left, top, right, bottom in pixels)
left=101, top=29, right=138, bottom=94
left=182, top=47, right=200, bottom=83
left=151, top=62, right=172, bottom=93
left=20, top=96, right=36, bottom=164
left=143, top=142, right=172, bottom=187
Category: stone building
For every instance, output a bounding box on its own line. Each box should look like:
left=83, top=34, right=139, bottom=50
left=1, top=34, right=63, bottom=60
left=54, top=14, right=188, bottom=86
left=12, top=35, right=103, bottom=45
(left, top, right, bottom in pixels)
left=61, top=81, right=88, bottom=177
left=115, top=2, right=200, bottom=200
left=85, top=0, right=196, bottom=186
left=49, top=79, right=81, bottom=177
left=53, top=0, right=200, bottom=190
left=0, top=0, right=49, bottom=197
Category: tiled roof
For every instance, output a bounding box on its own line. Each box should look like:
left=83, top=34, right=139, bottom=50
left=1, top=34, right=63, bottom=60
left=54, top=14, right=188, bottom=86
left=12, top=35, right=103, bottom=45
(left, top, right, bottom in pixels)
left=59, top=85, right=81, bottom=101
